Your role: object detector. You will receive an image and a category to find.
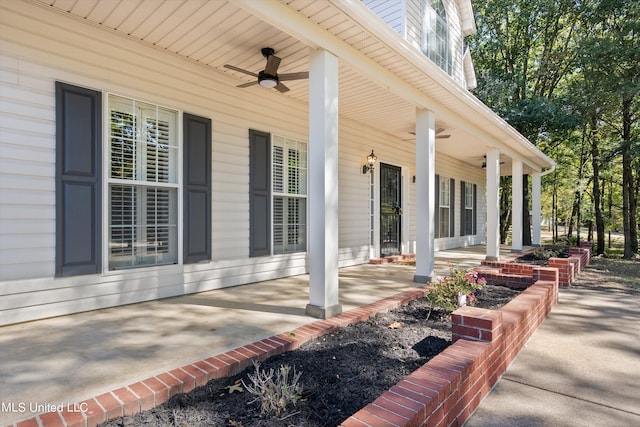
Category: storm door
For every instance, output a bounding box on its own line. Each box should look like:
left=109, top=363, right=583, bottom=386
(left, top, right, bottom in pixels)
left=380, top=163, right=402, bottom=257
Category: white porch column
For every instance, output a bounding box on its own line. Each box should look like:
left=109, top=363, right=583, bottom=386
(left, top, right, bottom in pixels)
left=414, top=108, right=436, bottom=283
left=511, top=159, right=523, bottom=252
left=532, top=172, right=542, bottom=246
left=306, top=48, right=341, bottom=319
left=486, top=148, right=501, bottom=260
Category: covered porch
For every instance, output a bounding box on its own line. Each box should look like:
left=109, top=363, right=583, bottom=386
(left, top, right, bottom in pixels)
left=0, top=244, right=518, bottom=427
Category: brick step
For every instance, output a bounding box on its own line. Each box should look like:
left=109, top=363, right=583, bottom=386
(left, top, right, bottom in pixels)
left=370, top=254, right=415, bottom=264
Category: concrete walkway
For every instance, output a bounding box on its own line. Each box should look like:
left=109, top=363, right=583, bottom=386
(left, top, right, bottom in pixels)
left=465, top=287, right=640, bottom=427
left=0, top=245, right=509, bottom=426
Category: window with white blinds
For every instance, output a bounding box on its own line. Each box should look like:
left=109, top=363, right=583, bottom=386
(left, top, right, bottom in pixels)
left=439, top=175, right=451, bottom=237
left=108, top=95, right=178, bottom=269
left=272, top=135, right=307, bottom=254
left=463, top=181, right=475, bottom=235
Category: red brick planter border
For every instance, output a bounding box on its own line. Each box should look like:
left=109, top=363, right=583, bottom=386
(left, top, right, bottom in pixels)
left=341, top=279, right=559, bottom=427
left=8, top=244, right=590, bottom=427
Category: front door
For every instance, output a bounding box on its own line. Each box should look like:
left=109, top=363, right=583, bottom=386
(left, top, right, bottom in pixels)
left=380, top=163, right=402, bottom=257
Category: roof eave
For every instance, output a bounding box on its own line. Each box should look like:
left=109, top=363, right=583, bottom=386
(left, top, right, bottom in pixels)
left=231, top=0, right=554, bottom=171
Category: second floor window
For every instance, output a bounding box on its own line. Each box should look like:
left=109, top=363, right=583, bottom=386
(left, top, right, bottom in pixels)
left=423, top=0, right=452, bottom=75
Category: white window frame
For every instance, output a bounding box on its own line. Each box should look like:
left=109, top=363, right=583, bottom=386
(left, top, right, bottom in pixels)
left=271, top=135, right=308, bottom=255
left=103, top=93, right=182, bottom=271
left=439, top=175, right=451, bottom=238
left=464, top=181, right=474, bottom=235
left=423, top=0, right=452, bottom=75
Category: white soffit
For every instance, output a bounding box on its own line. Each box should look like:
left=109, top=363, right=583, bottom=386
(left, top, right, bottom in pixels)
left=26, top=0, right=553, bottom=173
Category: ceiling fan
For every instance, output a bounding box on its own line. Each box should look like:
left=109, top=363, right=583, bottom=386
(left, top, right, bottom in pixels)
left=403, top=128, right=451, bottom=141
left=224, top=47, right=308, bottom=93
left=481, top=155, right=506, bottom=169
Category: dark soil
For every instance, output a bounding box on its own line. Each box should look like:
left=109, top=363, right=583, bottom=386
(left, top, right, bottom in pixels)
left=513, top=247, right=570, bottom=265
left=100, top=285, right=520, bottom=427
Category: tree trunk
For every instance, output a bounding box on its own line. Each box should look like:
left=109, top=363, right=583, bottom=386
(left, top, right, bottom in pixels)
left=634, top=157, right=640, bottom=253
left=621, top=96, right=635, bottom=258
left=608, top=179, right=613, bottom=249
left=630, top=164, right=638, bottom=254
left=569, top=129, right=587, bottom=245
left=591, top=117, right=605, bottom=255
left=568, top=190, right=580, bottom=240
left=623, top=150, right=633, bottom=258
left=553, top=172, right=558, bottom=243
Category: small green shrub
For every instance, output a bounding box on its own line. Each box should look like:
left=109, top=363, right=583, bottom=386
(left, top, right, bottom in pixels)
left=243, top=361, right=303, bottom=417
left=532, top=248, right=559, bottom=260
left=426, top=267, right=486, bottom=318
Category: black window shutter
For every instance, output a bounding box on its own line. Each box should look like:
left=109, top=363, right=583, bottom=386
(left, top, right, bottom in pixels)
left=460, top=181, right=467, bottom=236
left=449, top=178, right=455, bottom=237
left=183, top=113, right=212, bottom=264
left=434, top=174, right=440, bottom=238
left=55, top=82, right=102, bottom=277
left=473, top=183, right=477, bottom=235
left=249, top=129, right=271, bottom=257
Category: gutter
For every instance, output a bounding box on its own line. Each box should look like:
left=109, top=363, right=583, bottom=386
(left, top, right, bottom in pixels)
left=540, top=162, right=556, bottom=177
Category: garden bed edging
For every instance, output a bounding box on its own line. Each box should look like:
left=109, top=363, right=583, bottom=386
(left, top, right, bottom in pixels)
left=340, top=278, right=558, bottom=427
left=11, top=244, right=595, bottom=427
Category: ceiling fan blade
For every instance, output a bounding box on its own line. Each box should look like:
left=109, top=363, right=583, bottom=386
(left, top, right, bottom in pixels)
left=264, top=55, right=281, bottom=75
left=275, top=82, right=290, bottom=93
left=224, top=64, right=258, bottom=77
left=407, top=130, right=450, bottom=139
left=236, top=81, right=258, bottom=88
left=279, top=71, right=309, bottom=81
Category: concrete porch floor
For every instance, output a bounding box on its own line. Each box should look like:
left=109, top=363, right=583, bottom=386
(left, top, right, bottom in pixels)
left=0, top=245, right=513, bottom=426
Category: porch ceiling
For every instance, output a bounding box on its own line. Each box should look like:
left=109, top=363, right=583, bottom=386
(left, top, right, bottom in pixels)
left=32, top=0, right=551, bottom=175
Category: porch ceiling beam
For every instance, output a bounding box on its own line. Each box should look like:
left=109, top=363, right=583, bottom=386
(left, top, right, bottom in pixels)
left=230, top=0, right=551, bottom=171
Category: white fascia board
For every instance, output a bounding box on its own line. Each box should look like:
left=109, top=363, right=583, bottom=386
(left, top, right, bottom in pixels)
left=463, top=46, right=477, bottom=90
left=456, top=0, right=477, bottom=36
left=230, top=0, right=554, bottom=171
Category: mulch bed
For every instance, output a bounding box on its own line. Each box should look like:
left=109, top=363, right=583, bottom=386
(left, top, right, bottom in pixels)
left=513, top=247, right=570, bottom=265
left=100, top=285, right=520, bottom=427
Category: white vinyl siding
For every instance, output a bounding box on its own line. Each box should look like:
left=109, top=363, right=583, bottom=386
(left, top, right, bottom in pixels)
left=433, top=153, right=487, bottom=250
left=376, top=0, right=466, bottom=87
left=369, top=170, right=375, bottom=246
left=107, top=95, right=178, bottom=270
left=272, top=135, right=307, bottom=254
left=362, top=0, right=405, bottom=36
left=0, top=0, right=484, bottom=326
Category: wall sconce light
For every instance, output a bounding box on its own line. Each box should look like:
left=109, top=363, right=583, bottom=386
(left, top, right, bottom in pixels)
left=362, top=149, right=377, bottom=174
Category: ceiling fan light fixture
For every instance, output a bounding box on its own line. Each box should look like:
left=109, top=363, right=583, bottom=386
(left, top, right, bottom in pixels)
left=258, top=72, right=278, bottom=88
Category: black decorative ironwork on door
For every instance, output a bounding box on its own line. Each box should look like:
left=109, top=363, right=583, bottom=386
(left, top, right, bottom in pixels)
left=380, top=163, right=402, bottom=257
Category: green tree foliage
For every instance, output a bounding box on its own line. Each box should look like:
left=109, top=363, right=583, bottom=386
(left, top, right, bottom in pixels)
left=469, top=0, right=639, bottom=257
left=470, top=0, right=581, bottom=245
